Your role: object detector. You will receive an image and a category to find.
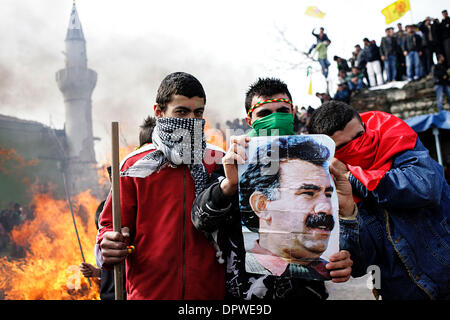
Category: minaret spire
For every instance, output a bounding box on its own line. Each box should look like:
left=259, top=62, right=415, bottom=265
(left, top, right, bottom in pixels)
left=66, top=1, right=85, bottom=41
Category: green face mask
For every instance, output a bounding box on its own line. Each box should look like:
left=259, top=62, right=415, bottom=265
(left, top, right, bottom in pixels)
left=248, top=112, right=295, bottom=137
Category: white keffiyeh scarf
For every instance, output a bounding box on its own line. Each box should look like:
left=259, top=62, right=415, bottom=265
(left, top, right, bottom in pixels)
left=121, top=117, right=209, bottom=195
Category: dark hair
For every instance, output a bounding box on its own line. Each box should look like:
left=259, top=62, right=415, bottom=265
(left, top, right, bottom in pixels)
left=139, top=116, right=157, bottom=146
left=239, top=136, right=330, bottom=232
left=307, top=100, right=361, bottom=136
left=156, top=72, right=206, bottom=112
left=245, top=77, right=292, bottom=113
left=94, top=200, right=106, bottom=230
left=363, top=38, right=369, bottom=42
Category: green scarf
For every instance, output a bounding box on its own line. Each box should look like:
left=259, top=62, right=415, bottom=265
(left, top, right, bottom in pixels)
left=248, top=112, right=295, bottom=137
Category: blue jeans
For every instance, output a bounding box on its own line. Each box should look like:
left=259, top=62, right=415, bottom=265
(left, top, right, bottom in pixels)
left=406, top=51, right=422, bottom=80
left=384, top=54, right=397, bottom=82
left=318, top=58, right=330, bottom=78
left=434, top=84, right=450, bottom=111
left=348, top=79, right=364, bottom=91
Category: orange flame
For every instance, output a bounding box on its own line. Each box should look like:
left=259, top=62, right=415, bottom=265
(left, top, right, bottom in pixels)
left=97, top=145, right=137, bottom=193
left=0, top=148, right=39, bottom=175
left=0, top=140, right=144, bottom=300
left=205, top=119, right=226, bottom=151
left=0, top=190, right=100, bottom=300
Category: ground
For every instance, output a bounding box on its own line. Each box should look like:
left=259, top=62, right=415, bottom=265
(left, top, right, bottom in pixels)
left=326, top=274, right=376, bottom=300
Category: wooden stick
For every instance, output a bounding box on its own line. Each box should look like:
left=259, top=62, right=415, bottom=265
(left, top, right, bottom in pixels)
left=111, top=122, right=124, bottom=300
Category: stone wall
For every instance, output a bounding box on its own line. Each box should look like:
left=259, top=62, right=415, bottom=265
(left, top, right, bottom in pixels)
left=349, top=74, right=448, bottom=120
left=349, top=74, right=450, bottom=181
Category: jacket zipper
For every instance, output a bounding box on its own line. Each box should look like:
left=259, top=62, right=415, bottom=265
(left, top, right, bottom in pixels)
left=384, top=210, right=434, bottom=299
left=182, top=166, right=187, bottom=299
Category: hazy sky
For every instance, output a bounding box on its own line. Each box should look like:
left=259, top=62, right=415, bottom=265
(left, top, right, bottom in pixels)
left=0, top=0, right=448, bottom=160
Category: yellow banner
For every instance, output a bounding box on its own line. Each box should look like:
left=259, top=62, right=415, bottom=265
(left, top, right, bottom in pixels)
left=305, top=6, right=325, bottom=19
left=381, top=0, right=411, bottom=24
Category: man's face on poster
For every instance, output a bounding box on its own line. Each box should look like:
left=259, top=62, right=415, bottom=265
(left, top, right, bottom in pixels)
left=249, top=159, right=334, bottom=263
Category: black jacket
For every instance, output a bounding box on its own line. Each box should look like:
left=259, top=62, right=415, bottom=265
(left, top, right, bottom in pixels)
left=432, top=63, right=450, bottom=86
left=337, top=58, right=351, bottom=73
left=380, top=36, right=400, bottom=57
left=441, top=17, right=450, bottom=40
left=365, top=43, right=381, bottom=62
left=402, top=33, right=422, bottom=52
left=312, top=29, right=330, bottom=43
left=419, top=22, right=440, bottom=46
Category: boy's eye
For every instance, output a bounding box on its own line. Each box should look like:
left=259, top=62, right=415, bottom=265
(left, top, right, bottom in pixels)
left=257, top=110, right=272, bottom=118
left=277, top=107, right=291, bottom=113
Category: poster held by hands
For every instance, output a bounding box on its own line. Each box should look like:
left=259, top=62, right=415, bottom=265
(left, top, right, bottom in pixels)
left=238, top=135, right=339, bottom=281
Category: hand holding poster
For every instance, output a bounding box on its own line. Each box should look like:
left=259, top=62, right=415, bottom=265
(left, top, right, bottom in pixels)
left=238, top=135, right=339, bottom=281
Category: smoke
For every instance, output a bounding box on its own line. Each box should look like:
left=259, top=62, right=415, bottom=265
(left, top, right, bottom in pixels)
left=0, top=0, right=261, bottom=161
left=0, top=1, right=66, bottom=125
left=87, top=32, right=259, bottom=160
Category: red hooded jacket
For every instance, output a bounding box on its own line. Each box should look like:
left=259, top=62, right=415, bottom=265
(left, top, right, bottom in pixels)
left=97, top=143, right=226, bottom=300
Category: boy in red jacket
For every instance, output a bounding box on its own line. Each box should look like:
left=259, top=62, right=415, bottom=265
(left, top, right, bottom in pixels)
left=96, top=72, right=225, bottom=300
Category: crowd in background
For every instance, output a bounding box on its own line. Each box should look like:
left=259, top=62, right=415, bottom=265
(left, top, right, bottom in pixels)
left=212, top=10, right=450, bottom=139
left=224, top=118, right=249, bottom=131
left=317, top=9, right=450, bottom=108
left=0, top=202, right=34, bottom=255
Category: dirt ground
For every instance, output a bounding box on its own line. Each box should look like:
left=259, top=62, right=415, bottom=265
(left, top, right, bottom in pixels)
left=325, top=274, right=377, bottom=300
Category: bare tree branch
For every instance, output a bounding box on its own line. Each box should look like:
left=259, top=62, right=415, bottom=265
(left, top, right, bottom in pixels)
left=269, top=23, right=326, bottom=77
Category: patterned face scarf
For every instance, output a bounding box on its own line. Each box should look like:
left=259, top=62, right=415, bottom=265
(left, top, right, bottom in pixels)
left=121, top=117, right=209, bottom=195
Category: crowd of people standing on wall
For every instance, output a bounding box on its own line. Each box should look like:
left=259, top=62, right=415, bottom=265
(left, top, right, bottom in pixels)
left=311, top=9, right=450, bottom=110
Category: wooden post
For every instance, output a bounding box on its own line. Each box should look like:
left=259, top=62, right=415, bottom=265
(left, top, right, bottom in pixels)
left=111, top=122, right=124, bottom=300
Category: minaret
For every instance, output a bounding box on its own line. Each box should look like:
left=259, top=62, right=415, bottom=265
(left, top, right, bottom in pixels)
left=56, top=2, right=99, bottom=196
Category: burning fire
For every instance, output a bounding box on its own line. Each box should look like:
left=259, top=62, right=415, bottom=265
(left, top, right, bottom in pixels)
left=0, top=190, right=100, bottom=300
left=205, top=119, right=227, bottom=151
left=97, top=145, right=136, bottom=193
left=0, top=120, right=228, bottom=300
left=0, top=148, right=38, bottom=175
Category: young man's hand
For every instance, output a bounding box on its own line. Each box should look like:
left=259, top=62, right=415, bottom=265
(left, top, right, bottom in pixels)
left=80, top=262, right=101, bottom=278
left=100, top=227, right=130, bottom=266
left=326, top=250, right=353, bottom=283
left=220, top=135, right=250, bottom=196
left=330, top=158, right=355, bottom=218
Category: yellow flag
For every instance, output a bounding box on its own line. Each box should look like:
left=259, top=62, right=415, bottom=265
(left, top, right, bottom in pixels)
left=307, top=66, right=313, bottom=95
left=381, top=0, right=411, bottom=24
left=305, top=6, right=325, bottom=19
